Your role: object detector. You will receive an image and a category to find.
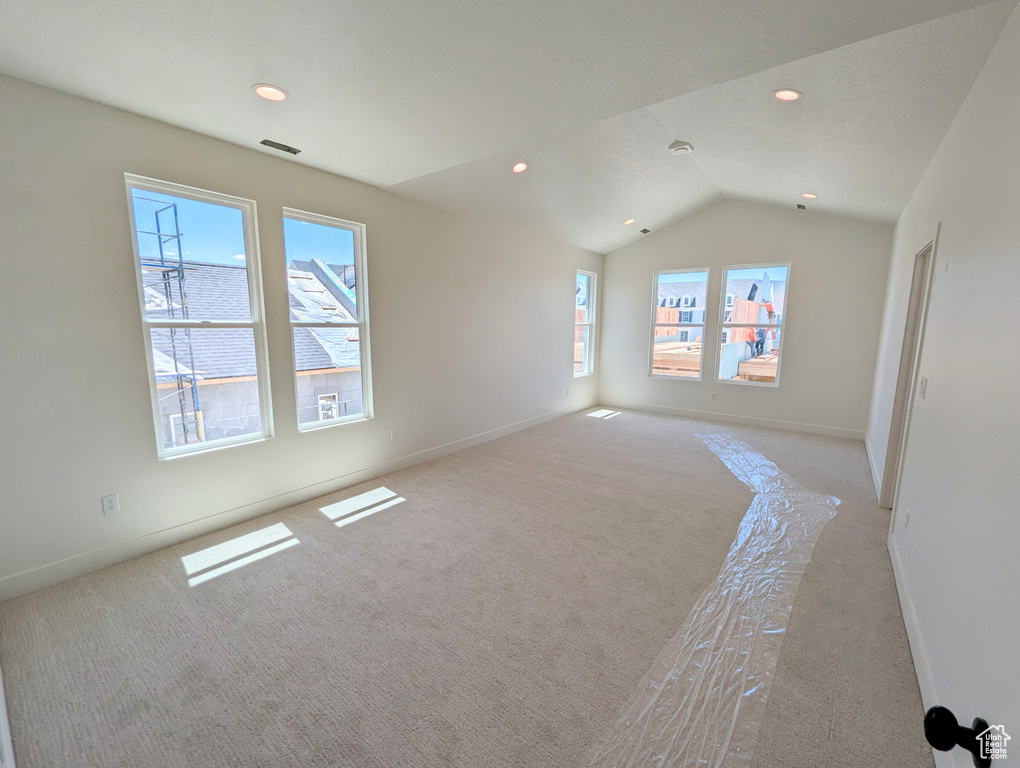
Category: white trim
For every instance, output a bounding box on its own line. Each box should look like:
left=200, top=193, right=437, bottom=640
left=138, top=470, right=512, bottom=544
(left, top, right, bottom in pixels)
left=887, top=229, right=940, bottom=522
left=283, top=207, right=374, bottom=431
left=887, top=535, right=952, bottom=768
left=603, top=399, right=865, bottom=440
left=0, top=659, right=14, bottom=768
left=124, top=174, right=274, bottom=460
left=0, top=401, right=596, bottom=602
left=715, top=261, right=792, bottom=388
left=865, top=434, right=883, bottom=504
left=649, top=268, right=710, bottom=382
left=575, top=269, right=597, bottom=377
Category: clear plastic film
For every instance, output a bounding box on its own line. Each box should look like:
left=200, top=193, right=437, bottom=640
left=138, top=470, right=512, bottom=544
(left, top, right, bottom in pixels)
left=590, top=432, right=841, bottom=768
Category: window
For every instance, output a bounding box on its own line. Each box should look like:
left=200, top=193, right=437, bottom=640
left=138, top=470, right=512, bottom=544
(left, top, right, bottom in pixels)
left=650, top=269, right=708, bottom=379
left=283, top=208, right=372, bottom=429
left=726, top=293, right=734, bottom=307
left=317, top=393, right=339, bottom=421
left=717, top=263, right=790, bottom=386
left=575, top=270, right=596, bottom=376
left=126, top=175, right=272, bottom=458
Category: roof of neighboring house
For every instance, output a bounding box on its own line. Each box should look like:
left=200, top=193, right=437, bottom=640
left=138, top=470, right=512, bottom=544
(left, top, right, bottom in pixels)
left=658, top=280, right=708, bottom=308
left=142, top=260, right=360, bottom=380
left=726, top=278, right=786, bottom=316
left=657, top=276, right=787, bottom=317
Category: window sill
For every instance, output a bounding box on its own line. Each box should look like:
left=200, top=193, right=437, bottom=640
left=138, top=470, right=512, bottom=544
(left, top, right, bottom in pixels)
left=573, top=371, right=594, bottom=379
left=159, top=433, right=272, bottom=461
left=715, top=378, right=781, bottom=388
left=298, top=414, right=373, bottom=433
left=648, top=373, right=702, bottom=382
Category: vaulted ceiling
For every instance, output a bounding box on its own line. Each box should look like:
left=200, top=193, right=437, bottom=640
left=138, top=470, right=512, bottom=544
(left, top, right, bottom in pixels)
left=1, top=0, right=1014, bottom=252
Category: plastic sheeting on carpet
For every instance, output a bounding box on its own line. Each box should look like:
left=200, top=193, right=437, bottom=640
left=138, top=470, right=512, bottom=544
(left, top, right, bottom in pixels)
left=590, top=432, right=841, bottom=768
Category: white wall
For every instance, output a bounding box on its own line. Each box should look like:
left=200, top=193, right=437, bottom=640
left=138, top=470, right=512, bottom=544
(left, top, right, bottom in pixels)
left=868, top=6, right=1020, bottom=762
left=0, top=75, right=601, bottom=600
left=599, top=199, right=893, bottom=439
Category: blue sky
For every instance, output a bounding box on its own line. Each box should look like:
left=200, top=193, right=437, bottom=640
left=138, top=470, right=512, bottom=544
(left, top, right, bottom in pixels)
left=283, top=217, right=355, bottom=266
left=659, top=270, right=709, bottom=284
left=726, top=265, right=788, bottom=282
left=130, top=188, right=355, bottom=267
left=131, top=189, right=245, bottom=266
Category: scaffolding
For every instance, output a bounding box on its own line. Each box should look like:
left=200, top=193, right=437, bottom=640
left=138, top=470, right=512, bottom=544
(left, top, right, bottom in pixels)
left=136, top=196, right=204, bottom=446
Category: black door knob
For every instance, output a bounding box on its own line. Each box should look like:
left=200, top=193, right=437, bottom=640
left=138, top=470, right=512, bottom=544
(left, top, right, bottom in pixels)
left=923, top=706, right=991, bottom=768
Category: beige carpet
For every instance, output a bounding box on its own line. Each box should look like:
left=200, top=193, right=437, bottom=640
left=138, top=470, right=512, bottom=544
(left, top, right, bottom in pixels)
left=0, top=410, right=933, bottom=767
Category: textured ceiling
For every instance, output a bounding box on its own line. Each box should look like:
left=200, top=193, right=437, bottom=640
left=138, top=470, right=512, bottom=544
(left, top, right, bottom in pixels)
left=0, top=0, right=1014, bottom=253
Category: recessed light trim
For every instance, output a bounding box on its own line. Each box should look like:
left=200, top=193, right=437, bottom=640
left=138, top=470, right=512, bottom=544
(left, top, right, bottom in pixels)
left=253, top=83, right=288, bottom=102
left=801, top=193, right=817, bottom=199
left=512, top=162, right=528, bottom=173
left=774, top=88, right=802, bottom=102
left=624, top=218, right=635, bottom=226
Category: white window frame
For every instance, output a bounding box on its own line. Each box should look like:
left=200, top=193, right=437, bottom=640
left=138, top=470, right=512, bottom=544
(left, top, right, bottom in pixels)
left=574, top=269, right=597, bottom=377
left=317, top=393, right=340, bottom=421
left=648, top=268, right=710, bottom=381
left=715, top=261, right=791, bottom=388
left=283, top=207, right=374, bottom=430
left=682, top=295, right=693, bottom=308
left=125, top=174, right=274, bottom=460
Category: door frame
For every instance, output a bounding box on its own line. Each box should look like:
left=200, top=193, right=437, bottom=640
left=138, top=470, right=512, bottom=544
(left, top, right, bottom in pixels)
left=883, top=226, right=939, bottom=522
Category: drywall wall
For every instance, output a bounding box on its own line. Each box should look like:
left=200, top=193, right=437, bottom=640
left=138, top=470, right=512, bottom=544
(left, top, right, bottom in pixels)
left=0, top=75, right=601, bottom=599
left=599, top=199, right=893, bottom=439
left=868, top=5, right=1020, bottom=764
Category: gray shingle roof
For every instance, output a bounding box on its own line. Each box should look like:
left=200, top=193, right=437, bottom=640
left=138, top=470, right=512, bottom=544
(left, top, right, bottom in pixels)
left=657, top=279, right=708, bottom=308
left=145, top=260, right=360, bottom=379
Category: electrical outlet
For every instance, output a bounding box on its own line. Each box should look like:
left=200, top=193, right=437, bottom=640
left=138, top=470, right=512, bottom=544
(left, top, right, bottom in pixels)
left=710, top=392, right=717, bottom=401
left=904, top=508, right=911, bottom=529
left=566, top=386, right=570, bottom=396
left=390, top=429, right=399, bottom=442
left=101, top=493, right=120, bottom=515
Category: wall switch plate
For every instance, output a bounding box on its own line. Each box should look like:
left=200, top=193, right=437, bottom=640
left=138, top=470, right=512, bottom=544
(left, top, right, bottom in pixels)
left=904, top=508, right=911, bottom=529
left=101, top=493, right=120, bottom=515
left=390, top=429, right=399, bottom=442
left=710, top=392, right=717, bottom=401
left=919, top=377, right=928, bottom=399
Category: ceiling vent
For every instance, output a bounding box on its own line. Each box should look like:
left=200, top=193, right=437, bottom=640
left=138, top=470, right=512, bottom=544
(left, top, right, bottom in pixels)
left=640, top=228, right=651, bottom=234
left=668, top=140, right=694, bottom=156
left=260, top=139, right=301, bottom=155
left=796, top=204, right=807, bottom=210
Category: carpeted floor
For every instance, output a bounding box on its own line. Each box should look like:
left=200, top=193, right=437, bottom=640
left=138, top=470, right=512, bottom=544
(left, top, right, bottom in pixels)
left=0, top=410, right=933, bottom=767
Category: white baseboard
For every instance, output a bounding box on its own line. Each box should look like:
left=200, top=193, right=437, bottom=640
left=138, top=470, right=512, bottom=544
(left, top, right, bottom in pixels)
left=0, top=402, right=594, bottom=602
left=887, top=534, right=956, bottom=768
left=602, top=400, right=866, bottom=441
left=864, top=434, right=883, bottom=505
left=0, top=660, right=14, bottom=768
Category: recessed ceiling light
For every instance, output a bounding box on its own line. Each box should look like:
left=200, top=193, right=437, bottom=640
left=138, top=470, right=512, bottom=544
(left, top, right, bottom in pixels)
left=512, top=162, right=528, bottom=173
left=774, top=89, right=801, bottom=102
left=624, top=218, right=635, bottom=226
left=253, top=83, right=288, bottom=102
left=801, top=193, right=817, bottom=199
